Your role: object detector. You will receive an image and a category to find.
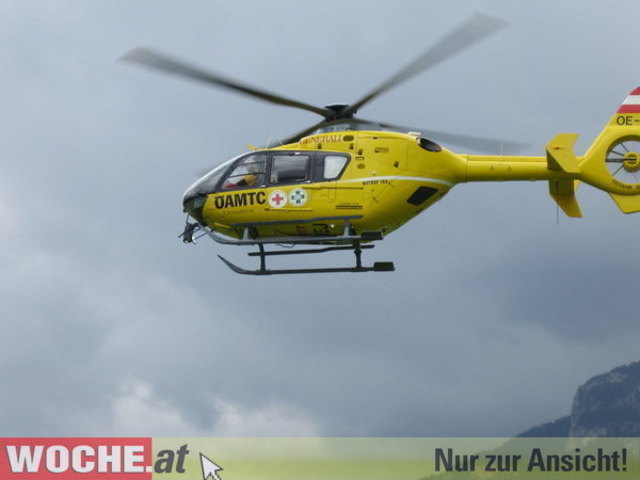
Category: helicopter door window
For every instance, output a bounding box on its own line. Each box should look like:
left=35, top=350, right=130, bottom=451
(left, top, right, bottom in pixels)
left=323, top=155, right=349, bottom=180
left=222, top=154, right=266, bottom=190
left=270, top=155, right=310, bottom=185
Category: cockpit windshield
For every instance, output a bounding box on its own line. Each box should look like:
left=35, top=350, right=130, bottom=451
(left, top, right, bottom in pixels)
left=183, top=157, right=235, bottom=200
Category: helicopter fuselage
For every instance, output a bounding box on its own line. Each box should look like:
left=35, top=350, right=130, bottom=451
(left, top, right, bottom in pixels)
left=183, top=130, right=473, bottom=241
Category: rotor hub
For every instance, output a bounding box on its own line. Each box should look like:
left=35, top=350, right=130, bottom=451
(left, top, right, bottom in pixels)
left=623, top=151, right=640, bottom=173
left=324, top=103, right=355, bottom=120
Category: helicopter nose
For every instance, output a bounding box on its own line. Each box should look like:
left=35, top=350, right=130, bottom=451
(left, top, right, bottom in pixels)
left=182, top=191, right=207, bottom=222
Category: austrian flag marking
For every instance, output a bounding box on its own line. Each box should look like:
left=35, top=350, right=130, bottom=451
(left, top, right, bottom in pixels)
left=617, top=87, right=640, bottom=113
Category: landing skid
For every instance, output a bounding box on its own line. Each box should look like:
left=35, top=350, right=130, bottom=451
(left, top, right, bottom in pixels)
left=181, top=219, right=395, bottom=275
left=218, top=255, right=394, bottom=275
left=218, top=243, right=394, bottom=275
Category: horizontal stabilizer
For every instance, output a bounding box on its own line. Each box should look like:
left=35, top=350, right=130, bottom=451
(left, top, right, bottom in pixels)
left=549, top=179, right=582, bottom=218
left=546, top=133, right=580, bottom=173
left=609, top=193, right=640, bottom=213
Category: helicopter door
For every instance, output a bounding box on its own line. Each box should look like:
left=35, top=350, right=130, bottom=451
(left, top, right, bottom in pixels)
left=321, top=155, right=349, bottom=203
left=367, top=137, right=408, bottom=170
left=221, top=153, right=267, bottom=190
left=318, top=154, right=363, bottom=211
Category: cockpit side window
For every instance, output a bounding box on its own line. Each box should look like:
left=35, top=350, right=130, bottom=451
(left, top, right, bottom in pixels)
left=270, top=155, right=310, bottom=185
left=222, top=153, right=267, bottom=190
left=323, top=155, right=349, bottom=180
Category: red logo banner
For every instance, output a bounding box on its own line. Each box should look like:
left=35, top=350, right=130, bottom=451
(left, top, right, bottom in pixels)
left=0, top=438, right=153, bottom=480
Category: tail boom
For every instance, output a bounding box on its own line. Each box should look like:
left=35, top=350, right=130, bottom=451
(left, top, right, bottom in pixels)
left=463, top=87, right=640, bottom=215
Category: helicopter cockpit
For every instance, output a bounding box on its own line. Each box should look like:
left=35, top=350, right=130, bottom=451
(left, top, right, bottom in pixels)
left=182, top=150, right=350, bottom=221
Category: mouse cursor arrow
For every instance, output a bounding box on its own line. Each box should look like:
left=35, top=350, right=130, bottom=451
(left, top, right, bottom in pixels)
left=200, top=453, right=223, bottom=480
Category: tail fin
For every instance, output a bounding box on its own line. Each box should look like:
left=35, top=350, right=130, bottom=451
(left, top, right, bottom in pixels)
left=546, top=133, right=582, bottom=217
left=580, top=87, right=640, bottom=213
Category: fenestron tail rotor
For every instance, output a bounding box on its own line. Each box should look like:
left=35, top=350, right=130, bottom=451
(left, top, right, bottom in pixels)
left=606, top=137, right=640, bottom=186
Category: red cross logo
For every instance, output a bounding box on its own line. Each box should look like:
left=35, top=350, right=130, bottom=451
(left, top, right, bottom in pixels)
left=269, top=190, right=287, bottom=208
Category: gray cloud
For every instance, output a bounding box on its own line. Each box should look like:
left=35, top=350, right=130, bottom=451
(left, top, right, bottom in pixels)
left=1, top=0, right=640, bottom=438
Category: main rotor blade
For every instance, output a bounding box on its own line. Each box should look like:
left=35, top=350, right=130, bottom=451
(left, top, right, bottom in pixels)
left=367, top=119, right=527, bottom=153
left=121, top=47, right=332, bottom=117
left=343, top=13, right=507, bottom=117
left=265, top=119, right=332, bottom=148
left=423, top=129, right=528, bottom=154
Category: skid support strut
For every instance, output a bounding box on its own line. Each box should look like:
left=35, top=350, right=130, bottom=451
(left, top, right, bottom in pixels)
left=185, top=218, right=395, bottom=275
left=217, top=231, right=394, bottom=275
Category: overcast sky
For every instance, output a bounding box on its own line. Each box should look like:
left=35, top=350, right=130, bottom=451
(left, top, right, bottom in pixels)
left=1, top=0, right=640, bottom=437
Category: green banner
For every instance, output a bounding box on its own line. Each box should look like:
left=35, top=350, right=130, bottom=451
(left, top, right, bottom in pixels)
left=151, top=438, right=639, bottom=480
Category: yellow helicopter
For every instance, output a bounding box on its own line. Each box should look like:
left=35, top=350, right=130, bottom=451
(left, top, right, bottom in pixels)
left=123, top=14, right=640, bottom=275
